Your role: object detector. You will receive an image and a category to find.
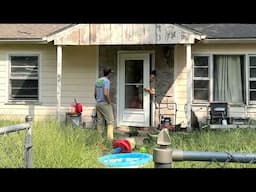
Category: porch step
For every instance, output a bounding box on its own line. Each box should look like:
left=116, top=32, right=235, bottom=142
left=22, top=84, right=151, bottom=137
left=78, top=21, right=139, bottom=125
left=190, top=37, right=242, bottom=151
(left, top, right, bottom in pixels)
left=209, top=124, right=256, bottom=129
left=115, top=126, right=152, bottom=137
left=209, top=124, right=239, bottom=129
left=116, top=126, right=130, bottom=132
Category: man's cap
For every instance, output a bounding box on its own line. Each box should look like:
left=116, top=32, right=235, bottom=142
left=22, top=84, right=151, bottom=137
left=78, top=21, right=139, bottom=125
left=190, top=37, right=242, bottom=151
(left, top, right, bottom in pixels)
left=151, top=70, right=156, bottom=76
left=104, top=67, right=114, bottom=75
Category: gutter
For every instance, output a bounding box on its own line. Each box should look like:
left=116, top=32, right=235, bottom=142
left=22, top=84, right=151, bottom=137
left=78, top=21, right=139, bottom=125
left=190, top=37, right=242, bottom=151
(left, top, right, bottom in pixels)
left=198, top=38, right=256, bottom=44
left=197, top=34, right=207, bottom=40
left=0, top=38, right=48, bottom=44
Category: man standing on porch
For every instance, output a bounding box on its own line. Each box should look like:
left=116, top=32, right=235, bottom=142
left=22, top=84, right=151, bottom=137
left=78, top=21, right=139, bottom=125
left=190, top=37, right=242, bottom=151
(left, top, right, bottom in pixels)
left=137, top=70, right=157, bottom=107
left=144, top=70, right=156, bottom=95
left=94, top=67, right=114, bottom=140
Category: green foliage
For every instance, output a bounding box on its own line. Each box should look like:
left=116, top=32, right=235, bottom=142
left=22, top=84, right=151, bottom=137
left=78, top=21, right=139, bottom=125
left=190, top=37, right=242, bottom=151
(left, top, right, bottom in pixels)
left=32, top=121, right=108, bottom=168
left=0, top=120, right=110, bottom=168
left=2, top=119, right=256, bottom=168
left=0, top=131, right=25, bottom=168
left=170, top=129, right=256, bottom=168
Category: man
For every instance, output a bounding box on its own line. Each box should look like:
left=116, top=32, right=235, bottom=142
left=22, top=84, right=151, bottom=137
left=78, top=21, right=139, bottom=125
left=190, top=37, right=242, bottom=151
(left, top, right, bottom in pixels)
left=136, top=70, right=156, bottom=108
left=144, top=70, right=156, bottom=95
left=94, top=67, right=114, bottom=140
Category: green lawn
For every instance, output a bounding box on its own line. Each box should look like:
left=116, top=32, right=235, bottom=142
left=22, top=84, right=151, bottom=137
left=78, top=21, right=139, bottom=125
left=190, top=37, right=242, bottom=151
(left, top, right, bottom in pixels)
left=1, top=119, right=256, bottom=168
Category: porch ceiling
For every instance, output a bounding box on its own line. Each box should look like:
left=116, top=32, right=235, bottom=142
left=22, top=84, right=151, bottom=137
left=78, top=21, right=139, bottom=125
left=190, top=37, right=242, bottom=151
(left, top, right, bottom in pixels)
left=43, top=24, right=205, bottom=45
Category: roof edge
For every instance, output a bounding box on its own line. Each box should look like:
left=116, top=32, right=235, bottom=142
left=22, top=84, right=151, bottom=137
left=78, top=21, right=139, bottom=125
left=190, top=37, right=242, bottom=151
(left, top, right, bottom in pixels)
left=198, top=38, right=256, bottom=44
left=176, top=24, right=206, bottom=40
left=45, top=24, right=77, bottom=37
left=0, top=39, right=48, bottom=44
left=44, top=24, right=205, bottom=44
left=43, top=24, right=83, bottom=42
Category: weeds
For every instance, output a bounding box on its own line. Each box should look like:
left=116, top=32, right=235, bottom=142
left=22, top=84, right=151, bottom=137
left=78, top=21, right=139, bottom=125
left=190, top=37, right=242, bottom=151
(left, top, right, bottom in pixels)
left=1, top=119, right=256, bottom=168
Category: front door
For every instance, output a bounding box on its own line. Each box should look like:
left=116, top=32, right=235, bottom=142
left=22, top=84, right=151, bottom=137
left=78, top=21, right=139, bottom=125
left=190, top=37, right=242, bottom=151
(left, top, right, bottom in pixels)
left=117, top=52, right=150, bottom=127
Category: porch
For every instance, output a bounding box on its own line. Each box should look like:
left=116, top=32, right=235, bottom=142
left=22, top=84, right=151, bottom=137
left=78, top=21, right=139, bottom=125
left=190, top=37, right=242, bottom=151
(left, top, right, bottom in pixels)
left=192, top=102, right=256, bottom=130
left=45, top=24, right=205, bottom=130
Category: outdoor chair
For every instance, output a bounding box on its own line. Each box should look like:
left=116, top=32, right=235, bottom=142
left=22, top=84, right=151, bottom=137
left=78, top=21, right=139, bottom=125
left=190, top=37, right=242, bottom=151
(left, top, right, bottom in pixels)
left=208, top=102, right=228, bottom=124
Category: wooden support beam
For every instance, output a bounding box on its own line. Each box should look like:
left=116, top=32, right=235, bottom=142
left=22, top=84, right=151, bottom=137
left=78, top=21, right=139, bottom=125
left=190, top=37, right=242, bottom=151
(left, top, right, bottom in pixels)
left=57, top=45, right=62, bottom=122
left=186, top=44, right=192, bottom=131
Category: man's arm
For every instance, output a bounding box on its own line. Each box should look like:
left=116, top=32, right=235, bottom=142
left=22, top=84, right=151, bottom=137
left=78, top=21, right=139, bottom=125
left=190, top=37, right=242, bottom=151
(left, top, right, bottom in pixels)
left=144, top=87, right=155, bottom=95
left=103, top=79, right=111, bottom=104
left=94, top=87, right=97, bottom=100
left=104, top=88, right=111, bottom=104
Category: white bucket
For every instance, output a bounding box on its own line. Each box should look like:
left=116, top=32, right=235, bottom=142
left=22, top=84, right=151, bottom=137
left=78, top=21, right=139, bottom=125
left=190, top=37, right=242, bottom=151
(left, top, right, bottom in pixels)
left=222, top=119, right=227, bottom=126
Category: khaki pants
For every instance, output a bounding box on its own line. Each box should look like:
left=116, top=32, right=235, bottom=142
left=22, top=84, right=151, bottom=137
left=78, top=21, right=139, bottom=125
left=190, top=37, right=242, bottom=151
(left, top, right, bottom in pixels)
left=96, top=103, right=114, bottom=139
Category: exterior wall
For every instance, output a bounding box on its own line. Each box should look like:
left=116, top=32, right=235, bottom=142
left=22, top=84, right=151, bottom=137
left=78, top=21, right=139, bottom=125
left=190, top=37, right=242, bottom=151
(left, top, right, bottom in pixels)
left=191, top=43, right=256, bottom=123
left=0, top=44, right=57, bottom=121
left=99, top=45, right=175, bottom=126
left=174, top=45, right=187, bottom=125
left=3, top=42, right=255, bottom=127
left=62, top=46, right=97, bottom=125
left=0, top=44, right=97, bottom=124
left=193, top=43, right=256, bottom=54
left=49, top=24, right=197, bottom=45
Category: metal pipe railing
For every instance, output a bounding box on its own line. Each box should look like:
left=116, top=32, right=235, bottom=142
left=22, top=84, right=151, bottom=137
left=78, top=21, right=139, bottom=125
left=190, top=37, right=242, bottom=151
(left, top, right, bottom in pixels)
left=24, top=115, right=32, bottom=168
left=153, top=128, right=256, bottom=168
left=172, top=150, right=256, bottom=163
left=0, top=115, right=32, bottom=168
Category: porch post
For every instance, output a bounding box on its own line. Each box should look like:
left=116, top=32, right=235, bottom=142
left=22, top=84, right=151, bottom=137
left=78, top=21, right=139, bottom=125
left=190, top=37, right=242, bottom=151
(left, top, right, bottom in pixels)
left=57, top=45, right=63, bottom=122
left=186, top=44, right=192, bottom=131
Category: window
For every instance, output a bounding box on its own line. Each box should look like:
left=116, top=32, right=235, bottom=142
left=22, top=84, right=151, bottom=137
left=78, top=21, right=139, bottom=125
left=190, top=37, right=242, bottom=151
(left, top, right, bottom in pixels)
left=193, top=55, right=245, bottom=104
left=9, top=55, right=39, bottom=101
left=249, top=55, right=256, bottom=102
left=193, top=56, right=209, bottom=102
left=213, top=55, right=245, bottom=103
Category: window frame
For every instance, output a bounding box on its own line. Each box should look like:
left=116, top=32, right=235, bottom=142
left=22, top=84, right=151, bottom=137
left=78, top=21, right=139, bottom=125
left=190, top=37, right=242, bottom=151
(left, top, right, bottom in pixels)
left=248, top=54, right=256, bottom=104
left=213, top=54, right=246, bottom=105
left=193, top=53, right=247, bottom=105
left=8, top=53, right=40, bottom=103
left=192, top=54, right=211, bottom=103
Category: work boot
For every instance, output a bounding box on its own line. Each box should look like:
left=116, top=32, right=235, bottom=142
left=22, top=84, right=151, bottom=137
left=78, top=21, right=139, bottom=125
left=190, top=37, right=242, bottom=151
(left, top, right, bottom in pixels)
left=107, top=124, right=114, bottom=140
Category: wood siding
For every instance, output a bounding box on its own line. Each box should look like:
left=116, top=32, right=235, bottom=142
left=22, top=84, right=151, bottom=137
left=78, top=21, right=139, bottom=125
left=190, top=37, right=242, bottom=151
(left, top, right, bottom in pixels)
left=191, top=43, right=256, bottom=123
left=174, top=45, right=188, bottom=125
left=47, top=24, right=198, bottom=45
left=0, top=45, right=97, bottom=124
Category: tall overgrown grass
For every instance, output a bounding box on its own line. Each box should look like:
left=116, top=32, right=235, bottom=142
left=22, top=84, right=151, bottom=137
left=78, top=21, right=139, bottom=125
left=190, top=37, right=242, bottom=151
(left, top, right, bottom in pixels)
left=171, top=129, right=256, bottom=168
left=0, top=119, right=27, bottom=168
left=0, top=119, right=112, bottom=168
left=32, top=121, right=112, bottom=168
left=1, top=119, right=256, bottom=168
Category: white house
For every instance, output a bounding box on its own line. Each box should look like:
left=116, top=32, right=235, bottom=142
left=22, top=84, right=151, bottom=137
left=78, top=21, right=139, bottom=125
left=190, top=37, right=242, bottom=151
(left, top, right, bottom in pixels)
left=0, top=24, right=255, bottom=129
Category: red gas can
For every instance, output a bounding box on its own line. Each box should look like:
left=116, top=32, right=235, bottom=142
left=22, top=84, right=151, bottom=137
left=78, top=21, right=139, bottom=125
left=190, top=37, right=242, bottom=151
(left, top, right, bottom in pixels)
left=75, top=103, right=83, bottom=113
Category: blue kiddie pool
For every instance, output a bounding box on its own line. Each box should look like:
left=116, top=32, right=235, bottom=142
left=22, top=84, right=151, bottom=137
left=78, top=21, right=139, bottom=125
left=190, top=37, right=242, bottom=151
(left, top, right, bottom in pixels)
left=98, top=152, right=152, bottom=168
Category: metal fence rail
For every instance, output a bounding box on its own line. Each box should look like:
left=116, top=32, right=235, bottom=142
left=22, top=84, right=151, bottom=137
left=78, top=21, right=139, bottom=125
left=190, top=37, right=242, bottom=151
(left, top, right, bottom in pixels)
left=172, top=150, right=256, bottom=163
left=0, top=115, right=32, bottom=168
left=153, top=128, right=256, bottom=168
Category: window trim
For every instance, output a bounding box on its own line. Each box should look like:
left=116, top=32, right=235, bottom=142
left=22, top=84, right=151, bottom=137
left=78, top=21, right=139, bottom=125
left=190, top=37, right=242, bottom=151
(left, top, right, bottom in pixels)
left=192, top=54, right=211, bottom=103
left=213, top=54, right=246, bottom=105
left=8, top=53, right=41, bottom=103
left=248, top=54, right=256, bottom=104
left=193, top=53, right=247, bottom=105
